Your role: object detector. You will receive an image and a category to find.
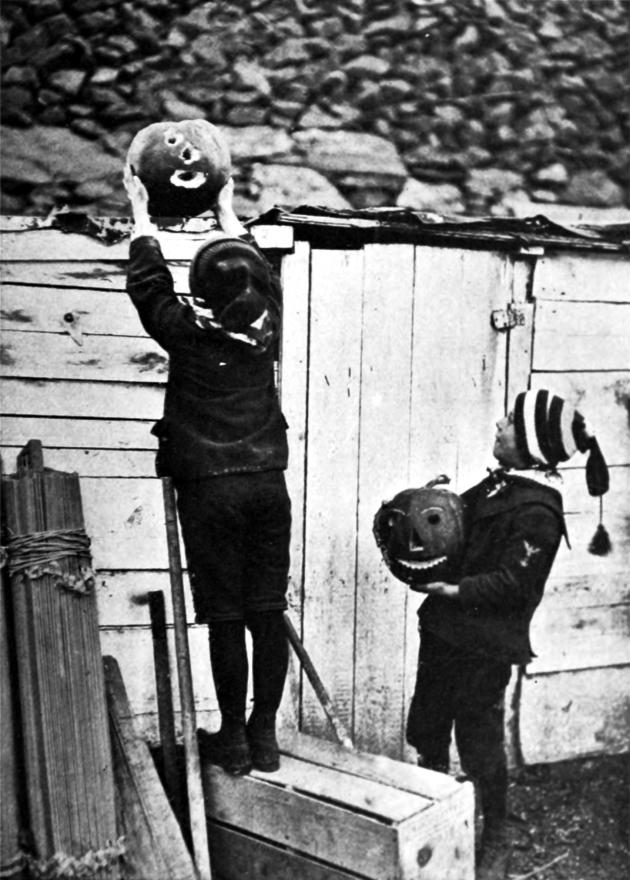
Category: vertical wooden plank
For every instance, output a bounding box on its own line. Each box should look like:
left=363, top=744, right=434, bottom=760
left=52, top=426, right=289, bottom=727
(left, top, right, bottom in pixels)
left=278, top=241, right=311, bottom=615
left=404, top=247, right=510, bottom=757
left=301, top=248, right=364, bottom=738
left=353, top=243, right=416, bottom=758
left=506, top=257, right=535, bottom=409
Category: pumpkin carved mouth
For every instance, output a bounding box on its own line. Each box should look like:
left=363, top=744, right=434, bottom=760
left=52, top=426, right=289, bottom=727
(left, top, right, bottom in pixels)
left=373, top=481, right=465, bottom=589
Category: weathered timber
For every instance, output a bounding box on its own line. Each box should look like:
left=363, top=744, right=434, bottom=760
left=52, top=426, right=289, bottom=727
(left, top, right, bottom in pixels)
left=103, top=655, right=197, bottom=880
left=203, top=730, right=474, bottom=880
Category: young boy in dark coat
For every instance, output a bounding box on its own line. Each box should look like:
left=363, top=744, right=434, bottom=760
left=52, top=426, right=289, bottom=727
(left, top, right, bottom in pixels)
left=124, top=171, right=291, bottom=776
left=406, top=389, right=609, bottom=880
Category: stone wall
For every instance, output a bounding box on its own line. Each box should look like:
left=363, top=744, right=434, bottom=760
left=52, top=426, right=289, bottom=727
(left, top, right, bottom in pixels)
left=1, top=0, right=628, bottom=218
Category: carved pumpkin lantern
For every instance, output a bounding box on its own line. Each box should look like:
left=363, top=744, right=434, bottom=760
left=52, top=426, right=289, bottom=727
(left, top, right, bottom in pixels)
left=373, top=483, right=465, bottom=589
left=126, top=119, right=231, bottom=217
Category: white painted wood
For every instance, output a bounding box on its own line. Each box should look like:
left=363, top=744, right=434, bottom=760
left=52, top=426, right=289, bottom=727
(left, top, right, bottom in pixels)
left=301, top=247, right=364, bottom=738
left=354, top=243, right=416, bottom=758
left=0, top=261, right=190, bottom=293
left=519, top=665, right=630, bottom=763
left=278, top=240, right=311, bottom=613
left=1, top=416, right=155, bottom=450
left=0, top=446, right=156, bottom=478
left=530, top=372, right=630, bottom=467
left=533, top=301, right=630, bottom=372
left=81, top=477, right=173, bottom=570
left=2, top=379, right=164, bottom=419
left=506, top=256, right=534, bottom=409
left=1, top=331, right=168, bottom=383
left=249, top=225, right=294, bottom=251
left=1, top=285, right=147, bottom=337
left=527, top=603, right=630, bottom=675
left=533, top=252, right=630, bottom=303
left=95, top=571, right=193, bottom=626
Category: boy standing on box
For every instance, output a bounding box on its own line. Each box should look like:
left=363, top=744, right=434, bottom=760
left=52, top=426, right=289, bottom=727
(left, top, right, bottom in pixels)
left=405, top=390, right=609, bottom=880
left=124, top=170, right=291, bottom=776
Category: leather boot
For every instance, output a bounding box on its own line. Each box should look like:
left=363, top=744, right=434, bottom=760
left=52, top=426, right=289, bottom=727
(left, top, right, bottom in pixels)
left=246, top=611, right=288, bottom=772
left=201, top=621, right=252, bottom=775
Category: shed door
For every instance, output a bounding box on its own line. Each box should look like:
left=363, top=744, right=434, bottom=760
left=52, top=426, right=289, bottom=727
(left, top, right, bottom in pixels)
left=280, top=241, right=518, bottom=759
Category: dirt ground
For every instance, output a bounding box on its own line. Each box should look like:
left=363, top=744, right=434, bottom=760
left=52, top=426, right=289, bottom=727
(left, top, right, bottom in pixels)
left=505, top=752, right=629, bottom=880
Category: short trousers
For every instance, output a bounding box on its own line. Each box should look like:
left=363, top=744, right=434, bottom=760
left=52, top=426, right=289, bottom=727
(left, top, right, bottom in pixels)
left=175, top=469, right=291, bottom=623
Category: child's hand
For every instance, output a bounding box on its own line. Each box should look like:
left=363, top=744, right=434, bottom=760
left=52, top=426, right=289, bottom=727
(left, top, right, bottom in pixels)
left=214, top=176, right=246, bottom=237
left=418, top=581, right=460, bottom=598
left=124, top=165, right=156, bottom=237
left=123, top=165, right=150, bottom=218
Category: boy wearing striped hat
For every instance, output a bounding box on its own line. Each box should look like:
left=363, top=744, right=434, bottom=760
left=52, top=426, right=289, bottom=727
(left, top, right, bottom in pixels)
left=406, top=389, right=609, bottom=880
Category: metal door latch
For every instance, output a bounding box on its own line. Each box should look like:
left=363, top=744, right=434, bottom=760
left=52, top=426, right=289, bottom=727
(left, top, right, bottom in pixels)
left=491, top=305, right=527, bottom=332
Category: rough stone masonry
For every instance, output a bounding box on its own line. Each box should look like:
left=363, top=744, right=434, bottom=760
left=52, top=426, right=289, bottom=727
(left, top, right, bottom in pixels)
left=1, top=0, right=628, bottom=219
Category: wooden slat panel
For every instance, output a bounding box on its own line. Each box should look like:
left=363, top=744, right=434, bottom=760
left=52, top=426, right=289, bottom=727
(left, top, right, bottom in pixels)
left=1, top=416, right=155, bottom=450
left=1, top=446, right=156, bottom=478
left=530, top=372, right=630, bottom=467
left=0, top=224, right=292, bottom=260
left=506, top=258, right=535, bottom=408
left=278, top=240, right=310, bottom=612
left=209, top=823, right=359, bottom=880
left=533, top=252, right=630, bottom=303
left=204, top=764, right=400, bottom=880
left=354, top=243, right=415, bottom=759
left=1, top=285, right=147, bottom=336
left=82, top=477, right=169, bottom=569
left=0, top=261, right=190, bottom=292
left=101, top=625, right=214, bottom=716
left=528, top=603, right=630, bottom=675
left=2, top=379, right=164, bottom=419
left=1, top=331, right=168, bottom=383
left=278, top=730, right=458, bottom=802
left=301, top=248, right=364, bottom=738
left=519, top=666, right=630, bottom=763
left=550, top=465, right=629, bottom=585
left=533, top=301, right=630, bottom=372
left=404, top=247, right=510, bottom=762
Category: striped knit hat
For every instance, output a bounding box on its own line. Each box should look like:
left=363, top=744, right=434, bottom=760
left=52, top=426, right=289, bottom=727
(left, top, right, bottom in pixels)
left=513, top=389, right=610, bottom=553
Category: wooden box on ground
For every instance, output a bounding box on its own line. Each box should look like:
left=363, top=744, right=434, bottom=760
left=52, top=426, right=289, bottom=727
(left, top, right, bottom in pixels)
left=203, top=731, right=474, bottom=880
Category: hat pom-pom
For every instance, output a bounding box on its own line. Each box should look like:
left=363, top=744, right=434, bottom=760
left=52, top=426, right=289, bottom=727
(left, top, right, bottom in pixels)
left=588, top=523, right=612, bottom=556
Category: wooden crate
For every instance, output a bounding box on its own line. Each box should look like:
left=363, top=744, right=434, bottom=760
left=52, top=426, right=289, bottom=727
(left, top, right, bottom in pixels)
left=203, top=732, right=474, bottom=880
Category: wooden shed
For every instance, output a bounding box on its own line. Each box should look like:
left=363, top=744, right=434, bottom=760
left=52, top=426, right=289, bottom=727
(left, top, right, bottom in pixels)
left=1, top=208, right=628, bottom=774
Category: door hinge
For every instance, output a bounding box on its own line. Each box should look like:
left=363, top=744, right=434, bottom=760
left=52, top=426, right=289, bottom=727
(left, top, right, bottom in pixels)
left=491, top=305, right=527, bottom=332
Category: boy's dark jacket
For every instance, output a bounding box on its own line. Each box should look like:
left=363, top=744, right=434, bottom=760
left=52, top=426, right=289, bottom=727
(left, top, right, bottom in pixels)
left=126, top=235, right=288, bottom=480
left=419, top=472, right=566, bottom=665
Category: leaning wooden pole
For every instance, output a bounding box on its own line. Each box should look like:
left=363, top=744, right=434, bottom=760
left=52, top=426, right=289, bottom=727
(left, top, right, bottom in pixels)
left=283, top=611, right=354, bottom=750
left=162, top=477, right=212, bottom=880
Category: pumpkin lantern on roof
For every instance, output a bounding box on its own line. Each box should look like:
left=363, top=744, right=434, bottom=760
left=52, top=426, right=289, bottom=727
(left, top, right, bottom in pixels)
left=373, top=481, right=466, bottom=589
left=126, top=119, right=231, bottom=218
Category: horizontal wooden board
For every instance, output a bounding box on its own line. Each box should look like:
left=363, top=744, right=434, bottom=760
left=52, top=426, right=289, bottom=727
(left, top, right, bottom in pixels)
left=1, top=446, right=156, bottom=478
left=208, top=822, right=359, bottom=880
left=550, top=466, right=629, bottom=587
left=1, top=378, right=164, bottom=420
left=204, top=764, right=400, bottom=880
left=0, top=261, right=190, bottom=292
left=528, top=602, right=630, bottom=674
left=0, top=224, right=292, bottom=261
left=533, top=300, right=630, bottom=371
left=278, top=731, right=459, bottom=803
left=533, top=252, right=630, bottom=303
left=1, top=331, right=168, bottom=383
left=519, top=665, right=630, bottom=763
left=530, top=372, right=630, bottom=467
left=1, top=285, right=147, bottom=337
left=1, top=416, right=155, bottom=450
left=101, top=625, right=215, bottom=717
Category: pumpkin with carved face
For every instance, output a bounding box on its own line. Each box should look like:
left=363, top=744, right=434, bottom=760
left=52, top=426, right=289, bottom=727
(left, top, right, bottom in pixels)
left=373, top=485, right=465, bottom=589
left=126, top=119, right=231, bottom=217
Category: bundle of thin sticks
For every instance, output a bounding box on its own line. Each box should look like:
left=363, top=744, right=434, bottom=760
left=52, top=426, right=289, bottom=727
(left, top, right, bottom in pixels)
left=1, top=441, right=120, bottom=877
